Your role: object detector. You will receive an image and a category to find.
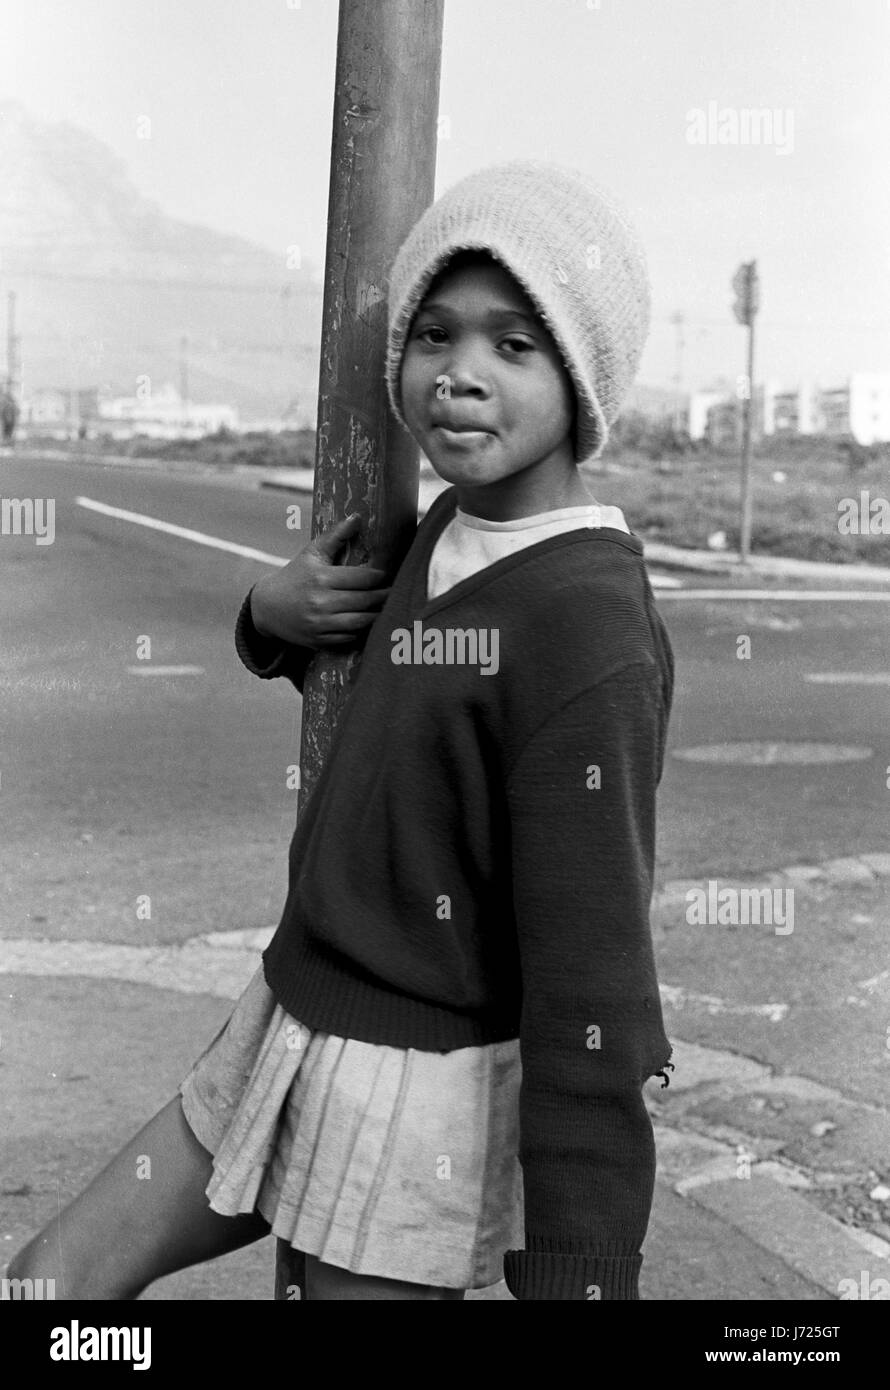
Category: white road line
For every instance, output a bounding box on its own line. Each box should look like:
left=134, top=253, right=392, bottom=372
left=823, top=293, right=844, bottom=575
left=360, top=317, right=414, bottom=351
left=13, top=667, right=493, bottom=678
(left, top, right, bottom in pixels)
left=125, top=665, right=205, bottom=676
left=806, top=672, right=890, bottom=685
left=75, top=497, right=288, bottom=567
left=72, top=497, right=890, bottom=602
left=657, top=589, right=890, bottom=601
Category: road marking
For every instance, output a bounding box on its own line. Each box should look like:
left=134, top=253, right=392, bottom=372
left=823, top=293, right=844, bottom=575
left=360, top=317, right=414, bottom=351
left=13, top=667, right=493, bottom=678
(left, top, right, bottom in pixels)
left=125, top=665, right=205, bottom=676
left=672, top=741, right=873, bottom=765
left=806, top=672, right=890, bottom=685
left=657, top=589, right=890, bottom=601
left=75, top=497, right=288, bottom=567
left=68, top=500, right=890, bottom=601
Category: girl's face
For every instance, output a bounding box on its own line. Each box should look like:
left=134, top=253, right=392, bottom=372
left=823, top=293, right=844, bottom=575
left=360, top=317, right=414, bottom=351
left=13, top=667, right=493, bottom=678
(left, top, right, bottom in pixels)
left=400, top=256, right=580, bottom=519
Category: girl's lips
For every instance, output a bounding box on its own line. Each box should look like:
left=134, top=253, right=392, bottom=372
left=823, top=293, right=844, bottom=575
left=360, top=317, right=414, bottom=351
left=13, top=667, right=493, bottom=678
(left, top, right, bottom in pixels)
left=433, top=426, right=495, bottom=448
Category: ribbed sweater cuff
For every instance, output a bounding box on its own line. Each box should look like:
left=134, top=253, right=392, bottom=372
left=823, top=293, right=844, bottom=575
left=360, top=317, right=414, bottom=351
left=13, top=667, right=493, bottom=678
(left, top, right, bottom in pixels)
left=503, top=1241, right=642, bottom=1300
left=235, top=588, right=309, bottom=683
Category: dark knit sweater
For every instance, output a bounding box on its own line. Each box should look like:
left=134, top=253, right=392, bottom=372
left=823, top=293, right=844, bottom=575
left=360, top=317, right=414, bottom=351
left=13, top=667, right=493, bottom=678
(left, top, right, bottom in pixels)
left=234, top=484, right=674, bottom=1300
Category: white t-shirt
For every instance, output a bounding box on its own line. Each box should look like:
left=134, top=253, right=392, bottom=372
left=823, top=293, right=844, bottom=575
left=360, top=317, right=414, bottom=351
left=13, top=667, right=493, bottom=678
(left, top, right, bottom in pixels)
left=427, top=501, right=631, bottom=601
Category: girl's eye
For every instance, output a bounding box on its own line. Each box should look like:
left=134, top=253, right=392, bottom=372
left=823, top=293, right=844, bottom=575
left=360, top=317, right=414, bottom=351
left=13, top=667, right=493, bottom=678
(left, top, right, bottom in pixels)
left=414, top=327, right=534, bottom=354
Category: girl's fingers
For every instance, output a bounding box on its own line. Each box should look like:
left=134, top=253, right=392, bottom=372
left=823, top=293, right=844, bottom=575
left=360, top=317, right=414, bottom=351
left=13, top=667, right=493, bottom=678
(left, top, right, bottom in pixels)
left=317, top=566, right=391, bottom=589
left=324, top=587, right=391, bottom=610
left=311, top=513, right=363, bottom=561
left=315, top=610, right=380, bottom=635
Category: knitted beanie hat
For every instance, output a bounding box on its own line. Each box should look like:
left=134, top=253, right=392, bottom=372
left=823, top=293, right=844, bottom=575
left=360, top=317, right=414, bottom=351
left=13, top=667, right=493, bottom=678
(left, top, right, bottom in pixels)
left=385, top=159, right=650, bottom=462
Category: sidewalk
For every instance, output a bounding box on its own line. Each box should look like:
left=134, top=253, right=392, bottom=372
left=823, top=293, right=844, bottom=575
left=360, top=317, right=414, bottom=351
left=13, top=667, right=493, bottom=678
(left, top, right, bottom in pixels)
left=0, top=969, right=832, bottom=1302
left=3, top=926, right=888, bottom=1300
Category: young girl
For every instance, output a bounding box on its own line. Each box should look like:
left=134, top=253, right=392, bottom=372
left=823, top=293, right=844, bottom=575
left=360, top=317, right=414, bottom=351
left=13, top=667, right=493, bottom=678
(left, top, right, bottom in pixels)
left=7, top=159, right=674, bottom=1301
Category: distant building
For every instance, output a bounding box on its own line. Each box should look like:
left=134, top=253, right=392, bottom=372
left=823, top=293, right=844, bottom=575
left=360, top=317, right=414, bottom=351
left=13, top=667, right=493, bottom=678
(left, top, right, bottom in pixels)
left=695, top=388, right=765, bottom=449
left=688, top=391, right=725, bottom=441
left=816, top=384, right=851, bottom=438
left=23, top=388, right=70, bottom=426
left=20, top=382, right=238, bottom=438
left=97, top=382, right=238, bottom=438
left=697, top=373, right=890, bottom=448
left=762, top=380, right=817, bottom=436
left=806, top=374, right=890, bottom=444
left=846, top=373, right=890, bottom=445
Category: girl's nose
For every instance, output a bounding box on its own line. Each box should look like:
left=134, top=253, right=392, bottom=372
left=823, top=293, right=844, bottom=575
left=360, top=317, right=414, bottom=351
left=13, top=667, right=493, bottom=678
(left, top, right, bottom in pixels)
left=437, top=350, right=491, bottom=397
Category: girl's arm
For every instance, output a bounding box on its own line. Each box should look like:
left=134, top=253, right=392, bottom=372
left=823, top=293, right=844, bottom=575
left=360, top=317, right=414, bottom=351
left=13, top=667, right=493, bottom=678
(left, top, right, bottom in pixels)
left=503, top=660, right=673, bottom=1301
left=235, top=513, right=393, bottom=692
left=235, top=587, right=315, bottom=692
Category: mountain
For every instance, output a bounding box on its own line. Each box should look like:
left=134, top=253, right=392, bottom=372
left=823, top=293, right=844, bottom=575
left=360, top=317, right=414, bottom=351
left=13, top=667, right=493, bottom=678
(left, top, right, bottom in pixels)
left=0, top=100, right=324, bottom=421
left=1, top=102, right=678, bottom=428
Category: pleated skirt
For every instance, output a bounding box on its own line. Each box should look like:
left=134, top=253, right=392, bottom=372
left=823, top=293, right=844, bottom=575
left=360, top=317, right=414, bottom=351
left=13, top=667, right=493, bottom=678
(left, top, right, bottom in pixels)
left=178, top=965, right=524, bottom=1290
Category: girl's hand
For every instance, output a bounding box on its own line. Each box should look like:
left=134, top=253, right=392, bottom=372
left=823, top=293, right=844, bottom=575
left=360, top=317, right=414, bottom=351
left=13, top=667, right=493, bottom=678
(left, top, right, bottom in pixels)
left=249, top=514, right=393, bottom=649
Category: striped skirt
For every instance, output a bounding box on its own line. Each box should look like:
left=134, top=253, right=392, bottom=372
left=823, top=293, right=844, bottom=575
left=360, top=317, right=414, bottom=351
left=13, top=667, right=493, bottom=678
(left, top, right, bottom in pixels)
left=178, top=965, right=524, bottom=1290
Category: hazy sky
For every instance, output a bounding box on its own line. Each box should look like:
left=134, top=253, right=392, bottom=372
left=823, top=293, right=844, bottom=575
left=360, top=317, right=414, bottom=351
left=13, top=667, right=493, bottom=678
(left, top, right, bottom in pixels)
left=2, top=0, right=889, bottom=393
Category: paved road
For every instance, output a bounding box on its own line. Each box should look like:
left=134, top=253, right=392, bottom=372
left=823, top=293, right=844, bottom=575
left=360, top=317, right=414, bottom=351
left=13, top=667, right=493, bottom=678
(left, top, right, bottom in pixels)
left=2, top=450, right=889, bottom=1300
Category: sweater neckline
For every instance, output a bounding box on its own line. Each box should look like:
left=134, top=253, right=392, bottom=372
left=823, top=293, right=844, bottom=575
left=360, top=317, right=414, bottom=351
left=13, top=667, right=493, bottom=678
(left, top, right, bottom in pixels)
left=417, top=487, right=643, bottom=618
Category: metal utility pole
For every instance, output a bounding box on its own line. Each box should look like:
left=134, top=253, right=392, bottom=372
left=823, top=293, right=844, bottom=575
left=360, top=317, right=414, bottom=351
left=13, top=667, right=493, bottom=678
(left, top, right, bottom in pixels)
left=731, top=260, right=759, bottom=563
left=670, top=310, right=685, bottom=433
left=2, top=292, right=21, bottom=445
left=179, top=333, right=190, bottom=430
left=273, top=0, right=445, bottom=1301
left=6, top=291, right=17, bottom=393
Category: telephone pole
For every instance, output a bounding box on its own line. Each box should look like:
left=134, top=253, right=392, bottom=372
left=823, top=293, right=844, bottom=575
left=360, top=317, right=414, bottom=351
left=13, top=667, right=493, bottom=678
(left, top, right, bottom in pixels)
left=179, top=333, right=190, bottom=430
left=670, top=310, right=685, bottom=433
left=6, top=291, right=17, bottom=394
left=273, top=0, right=445, bottom=1300
left=731, top=261, right=760, bottom=563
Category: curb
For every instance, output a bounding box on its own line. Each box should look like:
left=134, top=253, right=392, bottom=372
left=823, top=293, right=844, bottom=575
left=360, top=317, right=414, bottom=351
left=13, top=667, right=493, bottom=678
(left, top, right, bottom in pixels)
left=255, top=469, right=890, bottom=585
left=646, top=1039, right=890, bottom=1297
left=653, top=851, right=890, bottom=920
left=4, top=931, right=889, bottom=1295
left=641, top=540, right=890, bottom=586
left=682, top=1174, right=890, bottom=1296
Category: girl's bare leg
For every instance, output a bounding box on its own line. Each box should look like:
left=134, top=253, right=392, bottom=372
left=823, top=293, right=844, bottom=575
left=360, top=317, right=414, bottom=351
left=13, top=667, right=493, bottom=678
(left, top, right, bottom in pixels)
left=6, top=1096, right=270, bottom=1299
left=304, top=1254, right=464, bottom=1301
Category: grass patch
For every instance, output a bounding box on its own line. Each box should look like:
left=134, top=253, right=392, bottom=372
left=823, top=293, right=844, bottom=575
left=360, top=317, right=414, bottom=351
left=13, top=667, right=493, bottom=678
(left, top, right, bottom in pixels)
left=586, top=435, right=890, bottom=567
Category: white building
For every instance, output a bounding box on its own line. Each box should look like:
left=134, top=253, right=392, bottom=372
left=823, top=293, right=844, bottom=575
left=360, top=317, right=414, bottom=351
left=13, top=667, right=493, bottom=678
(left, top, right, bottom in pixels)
left=97, top=382, right=238, bottom=438
left=762, top=380, right=817, bottom=436
left=688, top=390, right=726, bottom=441
left=847, top=372, right=890, bottom=446
left=708, top=373, right=890, bottom=447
